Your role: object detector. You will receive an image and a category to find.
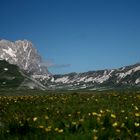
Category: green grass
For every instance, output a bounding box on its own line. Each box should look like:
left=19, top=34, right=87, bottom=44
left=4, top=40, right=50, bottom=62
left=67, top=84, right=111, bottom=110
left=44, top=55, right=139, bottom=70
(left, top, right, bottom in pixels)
left=0, top=90, right=140, bottom=140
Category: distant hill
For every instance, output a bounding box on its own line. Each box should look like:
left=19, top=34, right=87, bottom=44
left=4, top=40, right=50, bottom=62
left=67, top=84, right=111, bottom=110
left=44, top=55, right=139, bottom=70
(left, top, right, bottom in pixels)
left=45, top=63, right=140, bottom=90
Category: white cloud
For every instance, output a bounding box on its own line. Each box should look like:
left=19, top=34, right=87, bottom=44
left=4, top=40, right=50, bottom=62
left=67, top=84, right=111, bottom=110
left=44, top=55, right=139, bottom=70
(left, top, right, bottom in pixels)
left=41, top=59, right=71, bottom=68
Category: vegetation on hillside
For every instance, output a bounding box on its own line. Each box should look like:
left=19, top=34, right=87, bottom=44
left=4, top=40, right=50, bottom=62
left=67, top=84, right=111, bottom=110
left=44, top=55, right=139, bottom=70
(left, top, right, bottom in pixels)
left=0, top=60, right=24, bottom=88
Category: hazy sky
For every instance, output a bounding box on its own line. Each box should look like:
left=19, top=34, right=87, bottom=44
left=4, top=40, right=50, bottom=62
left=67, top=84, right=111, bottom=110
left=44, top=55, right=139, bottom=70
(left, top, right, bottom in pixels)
left=0, top=0, right=140, bottom=74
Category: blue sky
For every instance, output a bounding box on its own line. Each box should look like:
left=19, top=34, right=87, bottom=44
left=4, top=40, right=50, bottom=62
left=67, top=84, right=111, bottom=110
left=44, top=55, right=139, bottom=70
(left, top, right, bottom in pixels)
left=0, top=0, right=140, bottom=74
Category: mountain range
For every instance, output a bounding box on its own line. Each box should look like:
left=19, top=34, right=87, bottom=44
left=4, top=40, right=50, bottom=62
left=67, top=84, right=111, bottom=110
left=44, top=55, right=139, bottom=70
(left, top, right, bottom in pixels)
left=0, top=39, right=140, bottom=90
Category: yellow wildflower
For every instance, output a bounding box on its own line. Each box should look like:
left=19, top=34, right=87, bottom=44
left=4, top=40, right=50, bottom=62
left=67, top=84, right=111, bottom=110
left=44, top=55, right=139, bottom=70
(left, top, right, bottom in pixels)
left=88, top=113, right=91, bottom=116
left=93, top=129, right=98, bottom=133
left=77, top=111, right=81, bottom=115
left=135, top=133, right=139, bottom=137
left=72, top=122, right=77, bottom=125
left=116, top=129, right=121, bottom=133
left=45, top=116, right=49, bottom=120
left=58, top=129, right=63, bottom=133
left=97, top=117, right=100, bottom=122
left=100, top=110, right=104, bottom=114
left=45, top=128, right=51, bottom=132
left=125, top=116, right=128, bottom=120
left=93, top=136, right=98, bottom=140
left=79, top=119, right=84, bottom=122
left=97, top=114, right=102, bottom=117
left=33, top=117, right=38, bottom=122
left=121, top=123, right=125, bottom=128
left=135, top=106, right=139, bottom=111
left=92, top=112, right=97, bottom=116
left=54, top=128, right=59, bottom=131
left=135, top=122, right=140, bottom=127
left=48, top=126, right=52, bottom=129
left=106, top=109, right=111, bottom=112
left=135, top=113, right=140, bottom=117
left=68, top=114, right=72, bottom=117
left=111, top=114, right=116, bottom=119
left=112, top=122, right=118, bottom=127
left=38, top=125, right=44, bottom=129
left=95, top=99, right=98, bottom=102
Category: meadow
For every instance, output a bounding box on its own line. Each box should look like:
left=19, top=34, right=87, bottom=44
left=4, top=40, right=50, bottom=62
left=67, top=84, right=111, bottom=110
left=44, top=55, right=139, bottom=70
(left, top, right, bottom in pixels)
left=0, top=90, right=140, bottom=140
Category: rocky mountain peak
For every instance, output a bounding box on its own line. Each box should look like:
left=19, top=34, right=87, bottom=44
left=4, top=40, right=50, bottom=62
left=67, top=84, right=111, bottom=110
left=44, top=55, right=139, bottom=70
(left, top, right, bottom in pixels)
left=0, top=39, right=50, bottom=77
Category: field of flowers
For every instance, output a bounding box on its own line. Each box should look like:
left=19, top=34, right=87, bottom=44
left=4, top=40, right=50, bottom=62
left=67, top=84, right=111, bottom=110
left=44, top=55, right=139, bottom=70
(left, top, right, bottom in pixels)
left=0, top=90, right=140, bottom=140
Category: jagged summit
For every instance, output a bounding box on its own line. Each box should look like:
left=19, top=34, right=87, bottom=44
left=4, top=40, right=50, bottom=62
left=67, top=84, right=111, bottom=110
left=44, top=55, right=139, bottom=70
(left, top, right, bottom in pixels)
left=0, top=39, right=50, bottom=77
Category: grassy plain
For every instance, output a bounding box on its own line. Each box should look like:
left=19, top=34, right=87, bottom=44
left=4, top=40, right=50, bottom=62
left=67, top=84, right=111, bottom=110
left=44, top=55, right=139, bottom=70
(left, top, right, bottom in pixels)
left=0, top=89, right=140, bottom=140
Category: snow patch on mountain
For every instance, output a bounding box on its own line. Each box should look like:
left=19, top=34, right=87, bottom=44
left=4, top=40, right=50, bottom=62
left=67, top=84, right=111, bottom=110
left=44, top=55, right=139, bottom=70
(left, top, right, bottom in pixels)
left=78, top=76, right=87, bottom=82
left=3, top=47, right=16, bottom=57
left=55, top=76, right=69, bottom=83
left=135, top=78, right=140, bottom=84
left=84, top=77, right=94, bottom=83
left=32, top=75, right=50, bottom=81
left=118, top=66, right=140, bottom=79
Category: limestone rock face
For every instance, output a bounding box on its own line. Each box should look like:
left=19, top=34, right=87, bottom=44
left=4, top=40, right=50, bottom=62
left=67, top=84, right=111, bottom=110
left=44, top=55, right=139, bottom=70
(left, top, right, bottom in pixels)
left=0, top=39, right=49, bottom=76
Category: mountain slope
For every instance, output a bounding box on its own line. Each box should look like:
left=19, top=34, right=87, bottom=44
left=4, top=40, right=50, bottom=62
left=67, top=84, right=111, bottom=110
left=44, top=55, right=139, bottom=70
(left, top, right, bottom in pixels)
left=0, top=39, right=50, bottom=77
left=0, top=60, right=46, bottom=90
left=0, top=60, right=24, bottom=88
left=46, top=63, right=140, bottom=90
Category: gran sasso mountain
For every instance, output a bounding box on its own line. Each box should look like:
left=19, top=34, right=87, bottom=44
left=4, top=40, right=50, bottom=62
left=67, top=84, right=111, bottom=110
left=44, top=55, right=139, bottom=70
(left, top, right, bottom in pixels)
left=0, top=39, right=50, bottom=78
left=0, top=39, right=140, bottom=90
left=0, top=39, right=49, bottom=90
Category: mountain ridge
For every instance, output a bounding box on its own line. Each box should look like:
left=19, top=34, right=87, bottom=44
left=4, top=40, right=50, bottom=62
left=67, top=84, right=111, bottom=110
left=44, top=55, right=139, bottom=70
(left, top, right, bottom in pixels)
left=0, top=39, right=50, bottom=76
left=45, top=62, right=140, bottom=90
left=0, top=39, right=140, bottom=90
